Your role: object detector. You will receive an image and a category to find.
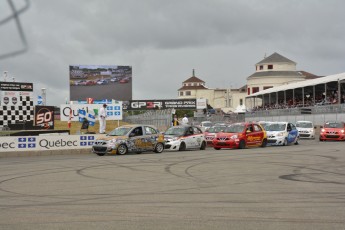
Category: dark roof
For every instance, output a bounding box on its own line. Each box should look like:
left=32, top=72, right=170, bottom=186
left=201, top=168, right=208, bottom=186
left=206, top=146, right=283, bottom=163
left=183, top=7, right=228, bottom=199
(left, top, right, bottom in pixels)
left=178, top=85, right=208, bottom=91
left=183, top=76, right=205, bottom=83
left=247, top=71, right=303, bottom=80
left=256, top=52, right=296, bottom=65
left=298, top=71, right=323, bottom=79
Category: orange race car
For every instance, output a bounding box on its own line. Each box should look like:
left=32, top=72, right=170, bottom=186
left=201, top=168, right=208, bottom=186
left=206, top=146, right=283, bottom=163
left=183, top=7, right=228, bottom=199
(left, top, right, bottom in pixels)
left=319, top=121, right=345, bottom=141
left=212, top=122, right=267, bottom=150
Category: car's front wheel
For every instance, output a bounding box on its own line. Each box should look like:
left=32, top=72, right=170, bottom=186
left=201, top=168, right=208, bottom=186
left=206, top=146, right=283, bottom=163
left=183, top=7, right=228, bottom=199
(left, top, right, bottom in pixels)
left=238, top=140, right=246, bottom=149
left=179, top=142, right=186, bottom=151
left=283, top=138, right=288, bottom=146
left=200, top=141, right=206, bottom=150
left=261, top=139, right=267, bottom=147
left=154, top=143, right=164, bottom=153
left=117, top=144, right=128, bottom=155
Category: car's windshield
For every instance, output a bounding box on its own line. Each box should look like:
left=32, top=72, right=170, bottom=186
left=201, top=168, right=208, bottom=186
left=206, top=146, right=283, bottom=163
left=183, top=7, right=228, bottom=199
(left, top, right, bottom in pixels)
left=296, top=122, right=313, bottom=128
left=108, top=127, right=132, bottom=136
left=207, top=126, right=226, bottom=133
left=225, top=124, right=245, bottom=133
left=165, top=127, right=186, bottom=136
left=324, top=122, right=343, bottom=128
left=265, top=123, right=286, bottom=131
left=259, top=123, right=270, bottom=130
left=202, top=122, right=212, bottom=127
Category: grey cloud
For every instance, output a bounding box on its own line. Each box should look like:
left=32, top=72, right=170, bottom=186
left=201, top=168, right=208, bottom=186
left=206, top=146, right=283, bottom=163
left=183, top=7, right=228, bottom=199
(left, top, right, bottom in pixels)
left=0, top=0, right=344, bottom=105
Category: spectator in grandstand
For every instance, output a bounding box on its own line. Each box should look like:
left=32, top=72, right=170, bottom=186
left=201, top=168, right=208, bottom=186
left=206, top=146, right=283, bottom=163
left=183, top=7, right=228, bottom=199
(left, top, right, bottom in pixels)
left=99, top=104, right=107, bottom=134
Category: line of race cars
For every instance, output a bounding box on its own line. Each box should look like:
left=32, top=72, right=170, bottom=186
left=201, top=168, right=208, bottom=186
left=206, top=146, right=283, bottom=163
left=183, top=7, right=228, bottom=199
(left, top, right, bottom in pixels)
left=91, top=120, right=345, bottom=156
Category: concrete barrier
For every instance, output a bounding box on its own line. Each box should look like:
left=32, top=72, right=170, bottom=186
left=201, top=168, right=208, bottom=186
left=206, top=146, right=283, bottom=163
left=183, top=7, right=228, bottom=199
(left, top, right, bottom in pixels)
left=0, top=148, right=93, bottom=158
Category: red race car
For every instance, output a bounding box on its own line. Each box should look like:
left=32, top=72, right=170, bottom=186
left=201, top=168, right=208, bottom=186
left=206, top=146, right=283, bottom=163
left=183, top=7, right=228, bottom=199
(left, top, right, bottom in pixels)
left=212, top=122, right=267, bottom=150
left=319, top=121, right=345, bottom=141
left=204, top=125, right=227, bottom=146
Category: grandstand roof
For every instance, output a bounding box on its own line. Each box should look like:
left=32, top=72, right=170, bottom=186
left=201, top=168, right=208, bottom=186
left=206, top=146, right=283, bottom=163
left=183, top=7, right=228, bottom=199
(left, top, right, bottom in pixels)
left=247, top=72, right=345, bottom=97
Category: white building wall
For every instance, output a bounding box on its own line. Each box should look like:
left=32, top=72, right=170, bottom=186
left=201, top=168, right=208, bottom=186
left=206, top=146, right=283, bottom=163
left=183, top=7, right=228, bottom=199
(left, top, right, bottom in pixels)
left=255, top=63, right=296, bottom=72
left=247, top=76, right=305, bottom=92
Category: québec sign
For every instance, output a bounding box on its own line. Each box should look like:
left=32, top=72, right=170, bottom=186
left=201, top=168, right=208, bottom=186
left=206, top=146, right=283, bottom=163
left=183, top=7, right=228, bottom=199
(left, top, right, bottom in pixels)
left=0, top=135, right=98, bottom=152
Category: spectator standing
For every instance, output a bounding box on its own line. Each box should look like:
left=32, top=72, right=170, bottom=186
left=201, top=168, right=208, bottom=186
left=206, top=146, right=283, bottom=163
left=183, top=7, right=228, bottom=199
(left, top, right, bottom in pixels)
left=181, top=114, right=189, bottom=125
left=172, top=114, right=179, bottom=126
left=99, top=104, right=107, bottom=134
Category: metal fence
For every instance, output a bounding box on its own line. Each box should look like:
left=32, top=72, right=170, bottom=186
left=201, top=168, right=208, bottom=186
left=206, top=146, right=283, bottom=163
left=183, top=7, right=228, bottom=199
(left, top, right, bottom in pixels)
left=190, top=113, right=245, bottom=125
left=245, top=104, right=345, bottom=126
left=246, top=104, right=345, bottom=117
left=123, top=109, right=173, bottom=131
left=123, top=109, right=246, bottom=131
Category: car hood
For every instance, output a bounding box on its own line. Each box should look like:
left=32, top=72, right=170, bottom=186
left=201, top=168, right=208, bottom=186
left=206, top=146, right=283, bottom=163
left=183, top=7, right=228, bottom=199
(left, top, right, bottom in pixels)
left=164, top=134, right=182, bottom=140
left=323, top=128, right=344, bottom=132
left=216, top=133, right=237, bottom=138
left=297, top=127, right=314, bottom=131
left=266, top=131, right=286, bottom=135
left=205, top=132, right=216, bottom=136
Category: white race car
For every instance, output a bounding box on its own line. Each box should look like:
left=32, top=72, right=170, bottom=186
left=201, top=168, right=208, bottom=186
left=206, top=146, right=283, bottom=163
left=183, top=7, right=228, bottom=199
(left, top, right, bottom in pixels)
left=164, top=125, right=207, bottom=151
left=296, top=121, right=315, bottom=139
left=265, top=122, right=299, bottom=146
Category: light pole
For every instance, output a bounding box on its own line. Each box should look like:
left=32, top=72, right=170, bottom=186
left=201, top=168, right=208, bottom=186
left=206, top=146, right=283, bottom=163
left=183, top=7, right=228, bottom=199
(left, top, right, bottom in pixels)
left=41, top=88, right=46, bottom=105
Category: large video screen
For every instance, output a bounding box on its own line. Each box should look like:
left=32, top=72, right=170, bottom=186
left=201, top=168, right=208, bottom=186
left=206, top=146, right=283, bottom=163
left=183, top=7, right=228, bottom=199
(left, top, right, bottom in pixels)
left=69, top=65, right=132, bottom=101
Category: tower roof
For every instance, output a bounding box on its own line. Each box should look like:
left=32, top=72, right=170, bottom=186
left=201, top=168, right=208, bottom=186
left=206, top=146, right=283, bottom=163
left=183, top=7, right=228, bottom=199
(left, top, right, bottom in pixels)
left=256, top=52, right=296, bottom=65
left=183, top=69, right=205, bottom=83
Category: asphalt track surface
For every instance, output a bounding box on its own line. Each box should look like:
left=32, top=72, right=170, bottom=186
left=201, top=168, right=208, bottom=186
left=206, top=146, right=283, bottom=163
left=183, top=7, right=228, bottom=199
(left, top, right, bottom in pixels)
left=0, top=139, right=344, bottom=230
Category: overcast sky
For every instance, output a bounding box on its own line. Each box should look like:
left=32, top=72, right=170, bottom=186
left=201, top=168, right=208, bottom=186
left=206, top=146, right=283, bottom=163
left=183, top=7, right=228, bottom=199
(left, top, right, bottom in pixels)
left=1, top=0, right=345, bottom=106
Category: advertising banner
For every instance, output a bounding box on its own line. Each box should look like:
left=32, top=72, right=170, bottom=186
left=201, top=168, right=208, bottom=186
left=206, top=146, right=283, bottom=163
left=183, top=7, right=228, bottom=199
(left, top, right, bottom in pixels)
left=69, top=65, right=132, bottom=101
left=34, top=106, right=55, bottom=129
left=127, top=99, right=199, bottom=110
left=60, top=102, right=123, bottom=121
left=0, top=135, right=99, bottom=152
left=0, top=81, right=33, bottom=106
left=0, top=82, right=33, bottom=91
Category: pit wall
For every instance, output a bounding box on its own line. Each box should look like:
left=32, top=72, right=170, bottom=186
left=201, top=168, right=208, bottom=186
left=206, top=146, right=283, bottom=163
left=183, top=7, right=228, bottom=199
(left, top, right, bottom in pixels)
left=0, top=134, right=103, bottom=157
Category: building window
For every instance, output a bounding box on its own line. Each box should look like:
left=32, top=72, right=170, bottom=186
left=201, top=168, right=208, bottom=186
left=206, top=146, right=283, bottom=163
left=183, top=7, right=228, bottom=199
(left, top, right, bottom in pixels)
left=186, top=91, right=191, bottom=96
left=263, top=86, right=273, bottom=90
left=252, top=87, right=259, bottom=94
left=268, top=64, right=273, bottom=69
left=247, top=87, right=250, bottom=95
left=240, top=99, right=243, bottom=105
left=180, top=91, right=183, bottom=96
left=259, top=65, right=263, bottom=70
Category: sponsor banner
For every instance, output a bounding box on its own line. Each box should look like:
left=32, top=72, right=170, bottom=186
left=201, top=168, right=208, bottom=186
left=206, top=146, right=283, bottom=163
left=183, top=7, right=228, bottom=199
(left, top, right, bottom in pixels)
left=128, top=99, right=197, bottom=110
left=34, top=106, right=55, bottom=129
left=0, top=135, right=100, bottom=152
left=0, top=81, right=33, bottom=92
left=1, top=90, right=33, bottom=106
left=196, top=98, right=207, bottom=109
left=60, top=103, right=123, bottom=121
